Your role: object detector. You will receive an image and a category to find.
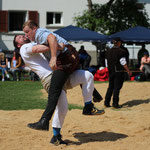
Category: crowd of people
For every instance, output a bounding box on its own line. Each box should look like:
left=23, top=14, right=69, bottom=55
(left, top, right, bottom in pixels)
left=1, top=19, right=150, bottom=146
left=0, top=50, right=39, bottom=81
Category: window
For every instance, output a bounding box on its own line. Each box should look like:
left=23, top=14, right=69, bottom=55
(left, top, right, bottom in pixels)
left=55, top=13, right=61, bottom=24
left=47, top=12, right=62, bottom=25
left=9, top=11, right=26, bottom=31
left=0, top=10, right=38, bottom=33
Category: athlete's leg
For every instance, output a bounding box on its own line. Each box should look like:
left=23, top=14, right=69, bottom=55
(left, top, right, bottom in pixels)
left=69, top=70, right=94, bottom=103
left=68, top=70, right=105, bottom=115
left=52, top=90, right=68, bottom=128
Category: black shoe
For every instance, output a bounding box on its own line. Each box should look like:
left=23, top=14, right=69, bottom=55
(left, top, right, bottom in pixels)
left=104, top=104, right=111, bottom=108
left=27, top=118, right=49, bottom=131
left=93, top=96, right=103, bottom=103
left=50, top=134, right=67, bottom=146
left=93, top=89, right=103, bottom=102
left=83, top=103, right=105, bottom=115
left=112, top=105, right=122, bottom=109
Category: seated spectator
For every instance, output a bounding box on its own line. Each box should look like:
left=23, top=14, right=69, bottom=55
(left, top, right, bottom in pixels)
left=140, top=52, right=150, bottom=79
left=78, top=45, right=91, bottom=70
left=9, top=51, right=23, bottom=81
left=138, top=44, right=149, bottom=67
left=0, top=53, right=10, bottom=81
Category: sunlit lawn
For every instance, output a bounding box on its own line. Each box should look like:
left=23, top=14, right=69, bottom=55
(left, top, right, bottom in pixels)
left=0, top=81, right=82, bottom=110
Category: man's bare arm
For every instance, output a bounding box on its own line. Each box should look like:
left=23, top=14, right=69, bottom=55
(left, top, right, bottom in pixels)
left=32, top=45, right=50, bottom=53
left=47, top=34, right=58, bottom=70
left=123, top=64, right=132, bottom=76
left=32, top=43, right=65, bottom=53
left=47, top=34, right=57, bottom=57
left=120, top=57, right=132, bottom=76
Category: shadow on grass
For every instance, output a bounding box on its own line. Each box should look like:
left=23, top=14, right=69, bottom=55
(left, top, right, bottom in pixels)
left=65, top=131, right=128, bottom=145
left=122, top=99, right=150, bottom=108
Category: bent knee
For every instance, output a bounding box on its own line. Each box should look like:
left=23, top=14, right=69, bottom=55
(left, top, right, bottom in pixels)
left=85, top=71, right=94, bottom=81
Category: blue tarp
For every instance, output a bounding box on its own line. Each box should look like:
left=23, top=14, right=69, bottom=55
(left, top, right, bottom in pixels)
left=109, top=26, right=150, bottom=43
left=54, top=25, right=108, bottom=42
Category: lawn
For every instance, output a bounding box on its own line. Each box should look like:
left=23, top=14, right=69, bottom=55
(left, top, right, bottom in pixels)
left=0, top=81, right=82, bottom=110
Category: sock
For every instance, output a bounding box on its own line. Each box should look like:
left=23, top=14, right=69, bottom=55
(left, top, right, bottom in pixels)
left=53, top=127, right=61, bottom=136
left=84, top=101, right=92, bottom=106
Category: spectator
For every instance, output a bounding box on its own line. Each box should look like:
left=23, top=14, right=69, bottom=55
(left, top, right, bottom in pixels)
left=78, top=45, right=91, bottom=70
left=9, top=51, right=22, bottom=81
left=137, top=44, right=149, bottom=67
left=140, top=52, right=150, bottom=79
left=0, top=53, right=10, bottom=81
left=104, top=38, right=132, bottom=108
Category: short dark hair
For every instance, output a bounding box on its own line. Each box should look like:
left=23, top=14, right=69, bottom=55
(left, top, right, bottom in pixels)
left=80, top=45, right=84, bottom=49
left=113, top=37, right=122, bottom=42
left=144, top=52, right=149, bottom=56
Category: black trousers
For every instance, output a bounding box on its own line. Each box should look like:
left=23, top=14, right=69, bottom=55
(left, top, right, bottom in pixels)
left=105, top=72, right=124, bottom=106
left=41, top=70, right=69, bottom=121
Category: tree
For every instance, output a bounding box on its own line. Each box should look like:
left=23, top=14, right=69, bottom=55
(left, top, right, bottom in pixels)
left=87, top=0, right=93, bottom=12
left=74, top=0, right=150, bottom=35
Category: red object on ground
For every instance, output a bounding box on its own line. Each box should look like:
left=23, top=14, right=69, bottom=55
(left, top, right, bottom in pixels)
left=130, top=76, right=135, bottom=81
left=94, top=67, right=109, bottom=81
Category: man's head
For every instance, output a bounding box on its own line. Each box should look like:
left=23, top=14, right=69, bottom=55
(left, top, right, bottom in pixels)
left=23, top=20, right=39, bottom=41
left=80, top=45, right=84, bottom=50
left=113, top=37, right=122, bottom=47
left=13, top=35, right=30, bottom=49
left=0, top=53, right=5, bottom=61
left=143, top=52, right=149, bottom=58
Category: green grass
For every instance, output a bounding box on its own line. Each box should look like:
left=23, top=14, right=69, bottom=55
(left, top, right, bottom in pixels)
left=0, top=81, right=83, bottom=110
left=94, top=81, right=108, bottom=84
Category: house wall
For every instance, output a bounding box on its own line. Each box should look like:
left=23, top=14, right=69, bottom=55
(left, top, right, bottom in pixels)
left=0, top=0, right=150, bottom=66
left=0, top=0, right=106, bottom=52
left=2, top=0, right=87, bottom=28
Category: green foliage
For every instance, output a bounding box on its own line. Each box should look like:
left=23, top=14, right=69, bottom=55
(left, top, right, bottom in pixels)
left=74, top=0, right=150, bottom=35
left=0, top=81, right=83, bottom=110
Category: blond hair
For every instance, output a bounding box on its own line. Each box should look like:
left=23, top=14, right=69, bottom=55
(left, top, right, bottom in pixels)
left=22, top=20, right=39, bottom=30
left=0, top=52, right=5, bottom=62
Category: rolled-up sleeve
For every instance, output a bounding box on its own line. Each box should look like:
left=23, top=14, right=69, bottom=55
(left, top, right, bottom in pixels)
left=120, top=57, right=127, bottom=66
left=35, top=29, right=51, bottom=45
